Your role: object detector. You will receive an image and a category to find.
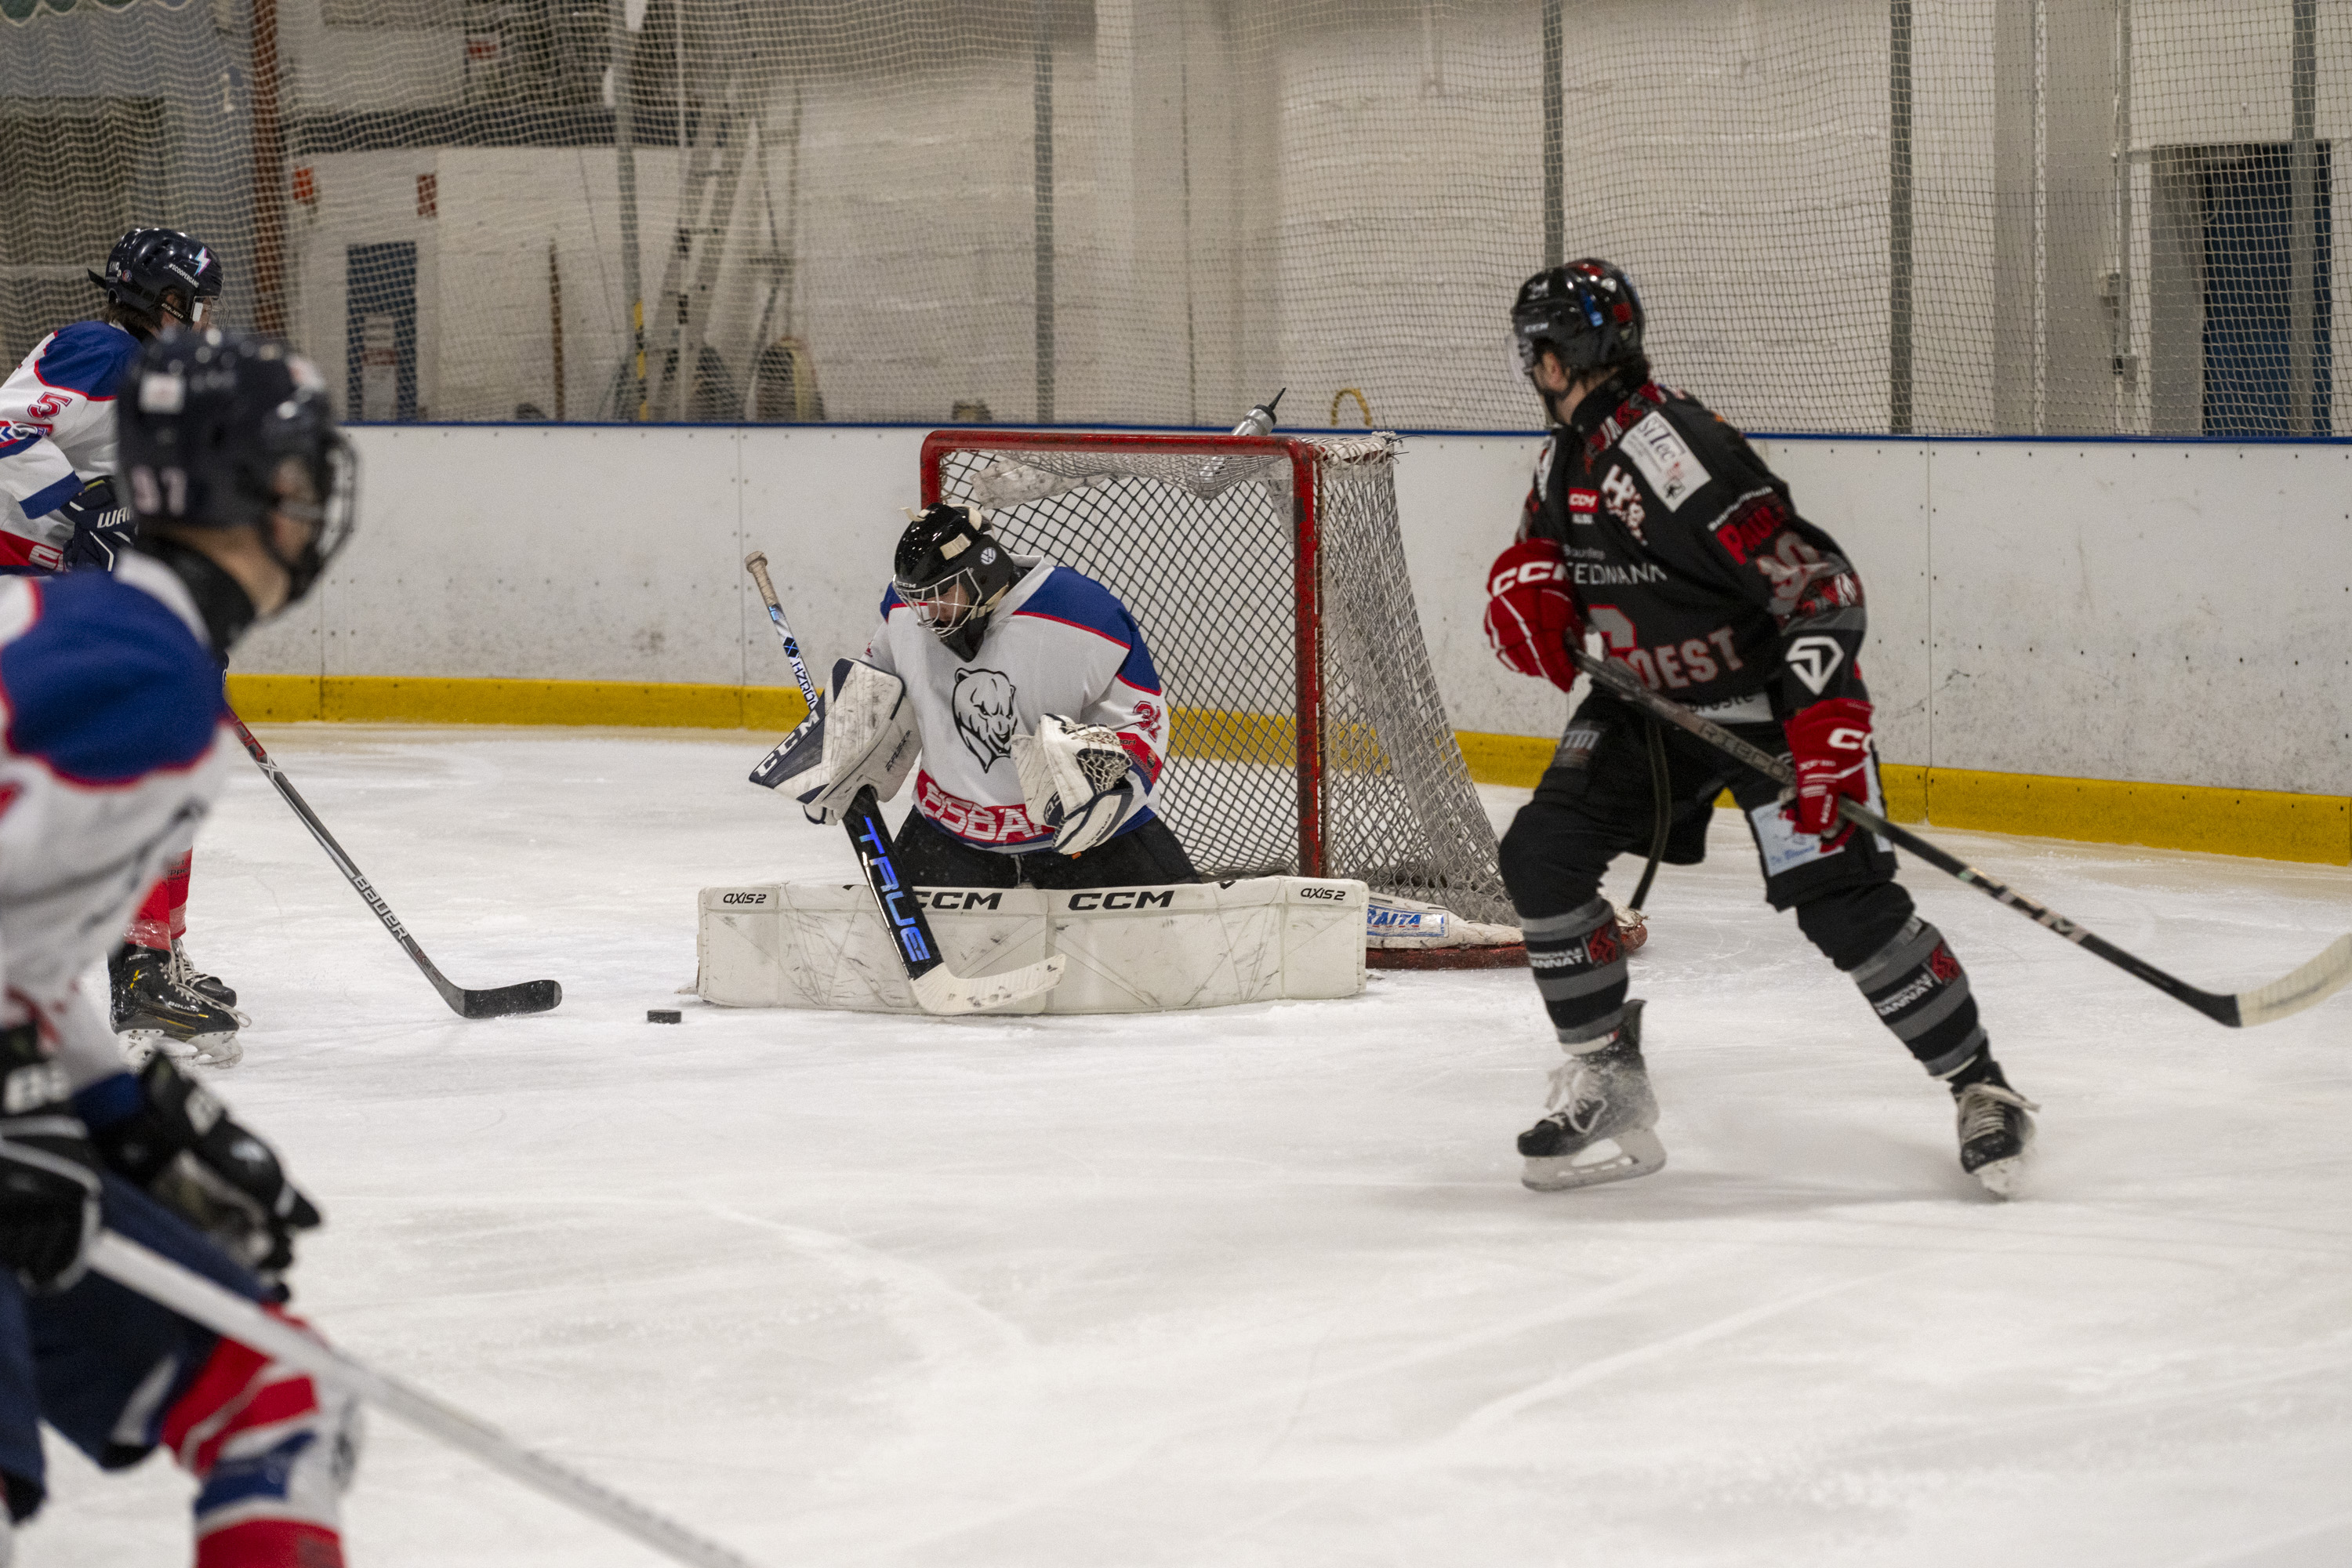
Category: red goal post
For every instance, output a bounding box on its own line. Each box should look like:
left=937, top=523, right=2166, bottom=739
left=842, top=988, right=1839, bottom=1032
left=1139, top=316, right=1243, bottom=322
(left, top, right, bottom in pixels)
left=920, top=429, right=1519, bottom=953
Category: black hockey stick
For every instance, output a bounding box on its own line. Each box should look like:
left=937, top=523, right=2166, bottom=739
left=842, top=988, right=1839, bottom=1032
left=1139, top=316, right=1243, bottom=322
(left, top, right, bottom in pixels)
left=742, top=551, right=1064, bottom=1014
left=1568, top=648, right=2352, bottom=1029
left=228, top=714, right=562, bottom=1020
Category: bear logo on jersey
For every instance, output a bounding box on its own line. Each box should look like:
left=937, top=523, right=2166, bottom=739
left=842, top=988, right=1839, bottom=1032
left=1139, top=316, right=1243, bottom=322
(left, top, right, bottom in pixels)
left=953, top=666, right=1019, bottom=770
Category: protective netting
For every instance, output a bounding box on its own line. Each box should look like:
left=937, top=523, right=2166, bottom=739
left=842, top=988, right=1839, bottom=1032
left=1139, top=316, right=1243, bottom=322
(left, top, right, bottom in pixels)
left=932, top=431, right=1515, bottom=926
left=3, top=2, right=2343, bottom=436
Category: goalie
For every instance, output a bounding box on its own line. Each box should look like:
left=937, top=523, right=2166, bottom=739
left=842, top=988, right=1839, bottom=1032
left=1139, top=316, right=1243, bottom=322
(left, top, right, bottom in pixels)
left=774, top=503, right=1196, bottom=890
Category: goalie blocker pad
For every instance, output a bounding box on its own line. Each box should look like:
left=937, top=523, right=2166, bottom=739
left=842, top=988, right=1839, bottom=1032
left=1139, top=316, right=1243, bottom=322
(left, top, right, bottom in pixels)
left=696, top=876, right=1367, bottom=1014
left=750, top=657, right=919, bottom=823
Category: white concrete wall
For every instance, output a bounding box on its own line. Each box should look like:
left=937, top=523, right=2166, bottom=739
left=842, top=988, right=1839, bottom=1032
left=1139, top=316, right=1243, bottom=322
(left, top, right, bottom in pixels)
left=238, top=426, right=2352, bottom=800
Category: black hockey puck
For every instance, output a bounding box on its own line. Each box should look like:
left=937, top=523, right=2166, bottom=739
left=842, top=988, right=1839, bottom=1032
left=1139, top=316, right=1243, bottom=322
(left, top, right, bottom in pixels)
left=646, top=1009, right=682, bottom=1024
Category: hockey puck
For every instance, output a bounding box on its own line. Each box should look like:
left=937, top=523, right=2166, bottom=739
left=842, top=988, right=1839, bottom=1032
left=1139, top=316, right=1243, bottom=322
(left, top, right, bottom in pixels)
left=646, top=1009, right=682, bottom=1024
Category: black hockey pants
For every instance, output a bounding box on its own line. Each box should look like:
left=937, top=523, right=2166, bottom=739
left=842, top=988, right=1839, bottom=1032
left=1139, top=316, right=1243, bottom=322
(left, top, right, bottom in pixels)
left=893, top=807, right=1199, bottom=891
left=1497, top=689, right=1989, bottom=1077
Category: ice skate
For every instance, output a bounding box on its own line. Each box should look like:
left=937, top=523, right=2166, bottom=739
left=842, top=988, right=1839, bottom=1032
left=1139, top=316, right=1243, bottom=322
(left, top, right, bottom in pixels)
left=1519, top=999, right=1665, bottom=1191
left=170, top=936, right=239, bottom=1010
left=111, top=944, right=241, bottom=1068
left=1955, top=1080, right=2038, bottom=1198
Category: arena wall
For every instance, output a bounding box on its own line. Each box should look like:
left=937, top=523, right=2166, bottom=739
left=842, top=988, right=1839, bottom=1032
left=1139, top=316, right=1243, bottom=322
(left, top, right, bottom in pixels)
left=229, top=425, right=2352, bottom=862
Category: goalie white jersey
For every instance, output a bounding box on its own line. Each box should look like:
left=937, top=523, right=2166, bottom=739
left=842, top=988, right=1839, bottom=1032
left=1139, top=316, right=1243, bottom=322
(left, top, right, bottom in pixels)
left=866, top=557, right=1170, bottom=850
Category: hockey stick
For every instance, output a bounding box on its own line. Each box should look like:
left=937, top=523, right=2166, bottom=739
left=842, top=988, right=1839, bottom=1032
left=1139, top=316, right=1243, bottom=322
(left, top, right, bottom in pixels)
left=85, top=1230, right=768, bottom=1568
left=1568, top=648, right=2352, bottom=1029
left=228, top=715, right=562, bottom=1020
left=741, top=550, right=1065, bottom=1014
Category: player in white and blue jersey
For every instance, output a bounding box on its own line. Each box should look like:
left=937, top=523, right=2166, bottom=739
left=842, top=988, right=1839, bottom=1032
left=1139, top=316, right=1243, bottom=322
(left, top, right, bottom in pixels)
left=0, top=227, right=245, bottom=1055
left=0, top=326, right=361, bottom=1567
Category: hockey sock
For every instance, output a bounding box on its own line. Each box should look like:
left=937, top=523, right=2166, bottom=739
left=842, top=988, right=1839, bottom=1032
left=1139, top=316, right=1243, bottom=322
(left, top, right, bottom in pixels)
left=163, top=1312, right=356, bottom=1568
left=127, top=851, right=194, bottom=951
left=1521, top=895, right=1631, bottom=1048
left=1846, top=916, right=1987, bottom=1078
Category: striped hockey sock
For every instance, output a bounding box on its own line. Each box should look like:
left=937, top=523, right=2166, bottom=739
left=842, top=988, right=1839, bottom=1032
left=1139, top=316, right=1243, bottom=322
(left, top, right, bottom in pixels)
left=1848, top=916, right=1987, bottom=1079
left=1521, top=895, right=1632, bottom=1049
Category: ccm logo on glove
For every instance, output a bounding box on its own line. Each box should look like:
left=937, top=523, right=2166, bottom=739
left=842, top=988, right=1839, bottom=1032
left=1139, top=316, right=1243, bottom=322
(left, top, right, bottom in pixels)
left=1484, top=537, right=1584, bottom=694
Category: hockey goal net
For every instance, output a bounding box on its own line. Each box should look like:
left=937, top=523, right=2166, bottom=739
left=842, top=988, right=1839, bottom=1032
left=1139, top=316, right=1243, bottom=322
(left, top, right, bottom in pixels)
left=920, top=430, right=1517, bottom=950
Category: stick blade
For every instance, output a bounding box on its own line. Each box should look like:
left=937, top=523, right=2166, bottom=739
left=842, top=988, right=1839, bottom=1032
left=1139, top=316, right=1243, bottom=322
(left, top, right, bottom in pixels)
left=2232, top=934, right=2352, bottom=1027
left=910, top=954, right=1065, bottom=1016
left=459, top=979, right=564, bottom=1019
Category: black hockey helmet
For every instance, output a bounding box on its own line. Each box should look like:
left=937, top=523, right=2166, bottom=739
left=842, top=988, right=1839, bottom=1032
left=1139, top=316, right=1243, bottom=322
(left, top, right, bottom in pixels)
left=893, top=502, right=1021, bottom=660
left=1511, top=258, right=1644, bottom=376
left=117, top=328, right=356, bottom=608
left=89, top=227, right=225, bottom=329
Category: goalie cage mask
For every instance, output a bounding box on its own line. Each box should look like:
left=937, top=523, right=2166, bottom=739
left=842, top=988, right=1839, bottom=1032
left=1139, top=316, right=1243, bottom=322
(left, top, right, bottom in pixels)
left=894, top=502, right=1023, bottom=660
left=1511, top=258, right=1644, bottom=377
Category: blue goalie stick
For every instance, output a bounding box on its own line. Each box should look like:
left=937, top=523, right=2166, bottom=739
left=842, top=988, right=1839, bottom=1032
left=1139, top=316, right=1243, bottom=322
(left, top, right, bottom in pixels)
left=742, top=550, right=1063, bottom=1014
left=1570, top=647, right=2350, bottom=1029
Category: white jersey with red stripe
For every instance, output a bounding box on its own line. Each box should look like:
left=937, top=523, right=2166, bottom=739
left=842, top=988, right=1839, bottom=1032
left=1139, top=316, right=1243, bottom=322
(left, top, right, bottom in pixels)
left=0, top=552, right=233, bottom=1086
left=864, top=556, right=1171, bottom=850
left=0, top=321, right=140, bottom=568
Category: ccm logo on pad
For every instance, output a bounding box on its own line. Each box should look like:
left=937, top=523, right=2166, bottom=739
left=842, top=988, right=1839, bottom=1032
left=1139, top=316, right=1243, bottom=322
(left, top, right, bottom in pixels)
left=920, top=890, right=1006, bottom=911
left=1065, top=890, right=1178, bottom=911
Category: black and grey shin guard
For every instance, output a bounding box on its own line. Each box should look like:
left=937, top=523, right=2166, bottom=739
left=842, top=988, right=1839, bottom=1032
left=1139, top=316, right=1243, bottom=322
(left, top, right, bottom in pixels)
left=1848, top=916, right=1987, bottom=1079
left=1521, top=895, right=1632, bottom=1048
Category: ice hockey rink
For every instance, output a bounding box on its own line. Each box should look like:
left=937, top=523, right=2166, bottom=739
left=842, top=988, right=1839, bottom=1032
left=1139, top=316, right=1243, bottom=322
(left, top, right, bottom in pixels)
left=29, top=725, right=2352, bottom=1568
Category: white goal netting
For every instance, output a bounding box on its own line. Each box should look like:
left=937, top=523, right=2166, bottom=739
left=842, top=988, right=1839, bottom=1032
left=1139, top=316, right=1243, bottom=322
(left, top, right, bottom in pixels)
left=3, top=2, right=2343, bottom=437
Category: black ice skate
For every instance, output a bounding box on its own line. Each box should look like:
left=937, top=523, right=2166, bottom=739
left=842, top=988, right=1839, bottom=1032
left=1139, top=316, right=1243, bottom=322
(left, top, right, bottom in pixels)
left=1518, top=999, right=1666, bottom=1191
left=170, top=937, right=238, bottom=1009
left=111, top=943, right=241, bottom=1068
left=1955, top=1081, right=2038, bottom=1198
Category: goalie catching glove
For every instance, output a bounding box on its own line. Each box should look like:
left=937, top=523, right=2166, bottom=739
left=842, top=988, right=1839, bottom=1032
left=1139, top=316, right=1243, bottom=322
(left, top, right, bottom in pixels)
left=1013, top=715, right=1145, bottom=857
left=756, top=657, right=920, bottom=825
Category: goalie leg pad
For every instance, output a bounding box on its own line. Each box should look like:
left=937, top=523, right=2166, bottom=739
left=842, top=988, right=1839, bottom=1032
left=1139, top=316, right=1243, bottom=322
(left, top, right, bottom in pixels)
left=1012, top=714, right=1142, bottom=856
left=765, top=660, right=920, bottom=826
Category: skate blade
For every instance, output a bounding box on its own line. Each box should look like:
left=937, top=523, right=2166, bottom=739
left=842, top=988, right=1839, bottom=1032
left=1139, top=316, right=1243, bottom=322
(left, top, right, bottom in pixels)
left=1523, top=1128, right=1667, bottom=1192
left=121, top=1029, right=242, bottom=1069
left=1969, top=1149, right=2031, bottom=1200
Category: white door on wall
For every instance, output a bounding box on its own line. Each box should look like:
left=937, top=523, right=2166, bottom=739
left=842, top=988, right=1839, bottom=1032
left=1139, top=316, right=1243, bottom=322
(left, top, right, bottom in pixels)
left=359, top=315, right=399, bottom=421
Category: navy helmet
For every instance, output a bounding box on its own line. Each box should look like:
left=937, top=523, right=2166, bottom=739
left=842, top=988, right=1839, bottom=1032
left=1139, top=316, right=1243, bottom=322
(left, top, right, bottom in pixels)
left=1511, top=259, right=1645, bottom=377
left=117, top=328, right=355, bottom=605
left=89, top=227, right=224, bottom=328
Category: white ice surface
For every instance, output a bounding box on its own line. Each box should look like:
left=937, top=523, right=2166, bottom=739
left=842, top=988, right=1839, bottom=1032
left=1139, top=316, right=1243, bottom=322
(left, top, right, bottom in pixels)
left=31, top=727, right=2352, bottom=1568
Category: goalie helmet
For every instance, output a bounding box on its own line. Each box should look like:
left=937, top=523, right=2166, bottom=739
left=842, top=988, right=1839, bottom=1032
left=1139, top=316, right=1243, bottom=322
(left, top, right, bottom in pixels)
left=1511, top=259, right=1644, bottom=376
left=89, top=227, right=224, bottom=330
left=894, top=502, right=1022, bottom=660
left=118, top=328, right=357, bottom=609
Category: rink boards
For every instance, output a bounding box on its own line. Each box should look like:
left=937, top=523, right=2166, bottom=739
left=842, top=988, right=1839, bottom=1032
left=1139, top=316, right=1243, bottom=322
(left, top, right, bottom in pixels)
left=696, top=875, right=1368, bottom=1014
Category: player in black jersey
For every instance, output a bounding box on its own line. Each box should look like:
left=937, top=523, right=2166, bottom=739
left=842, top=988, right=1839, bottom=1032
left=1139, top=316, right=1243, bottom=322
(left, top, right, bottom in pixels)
left=1483, top=259, right=2036, bottom=1198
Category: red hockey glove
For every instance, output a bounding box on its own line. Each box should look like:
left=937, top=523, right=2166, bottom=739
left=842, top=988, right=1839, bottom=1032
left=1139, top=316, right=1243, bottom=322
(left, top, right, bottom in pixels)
left=1483, top=537, right=1583, bottom=692
left=1782, top=697, right=1874, bottom=843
